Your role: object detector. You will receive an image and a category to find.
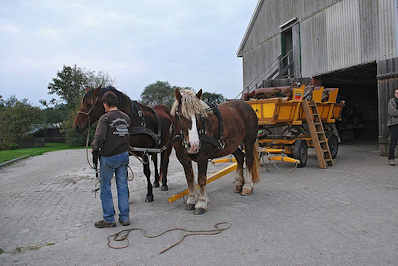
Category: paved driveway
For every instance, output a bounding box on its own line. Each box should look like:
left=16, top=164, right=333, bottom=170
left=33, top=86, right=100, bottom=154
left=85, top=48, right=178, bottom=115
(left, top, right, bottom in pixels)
left=0, top=144, right=397, bottom=265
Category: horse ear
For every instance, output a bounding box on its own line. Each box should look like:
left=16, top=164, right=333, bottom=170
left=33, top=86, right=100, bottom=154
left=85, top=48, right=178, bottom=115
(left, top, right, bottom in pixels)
left=175, top=88, right=182, bottom=103
left=196, top=89, right=202, bottom=99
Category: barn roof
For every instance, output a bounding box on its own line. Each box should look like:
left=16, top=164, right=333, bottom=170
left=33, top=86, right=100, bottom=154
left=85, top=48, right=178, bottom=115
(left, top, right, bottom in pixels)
left=236, top=0, right=264, bottom=57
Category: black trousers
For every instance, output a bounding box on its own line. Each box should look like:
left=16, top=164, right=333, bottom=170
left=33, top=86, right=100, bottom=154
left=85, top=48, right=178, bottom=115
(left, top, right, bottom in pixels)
left=389, top=124, right=398, bottom=160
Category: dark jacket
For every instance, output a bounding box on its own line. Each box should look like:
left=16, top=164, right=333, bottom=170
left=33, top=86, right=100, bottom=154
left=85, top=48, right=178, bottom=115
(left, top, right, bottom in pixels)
left=388, top=98, right=398, bottom=127
left=91, top=110, right=131, bottom=156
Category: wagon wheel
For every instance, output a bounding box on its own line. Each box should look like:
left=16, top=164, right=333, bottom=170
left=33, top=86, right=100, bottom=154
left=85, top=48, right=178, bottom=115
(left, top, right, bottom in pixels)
left=292, top=140, right=308, bottom=168
left=327, top=134, right=339, bottom=159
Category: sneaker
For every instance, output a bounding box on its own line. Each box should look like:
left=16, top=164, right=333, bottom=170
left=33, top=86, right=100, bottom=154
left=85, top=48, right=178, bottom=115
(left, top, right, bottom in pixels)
left=94, top=220, right=116, bottom=228
left=389, top=159, right=396, bottom=166
left=118, top=218, right=130, bottom=226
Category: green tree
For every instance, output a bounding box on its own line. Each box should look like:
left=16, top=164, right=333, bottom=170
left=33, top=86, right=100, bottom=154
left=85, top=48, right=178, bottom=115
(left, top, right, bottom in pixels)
left=48, top=65, right=113, bottom=108
left=141, top=81, right=174, bottom=108
left=40, top=104, right=69, bottom=125
left=201, top=91, right=225, bottom=106
left=47, top=65, right=114, bottom=145
left=48, top=65, right=88, bottom=109
left=85, top=70, right=114, bottom=88
left=0, top=96, right=41, bottom=149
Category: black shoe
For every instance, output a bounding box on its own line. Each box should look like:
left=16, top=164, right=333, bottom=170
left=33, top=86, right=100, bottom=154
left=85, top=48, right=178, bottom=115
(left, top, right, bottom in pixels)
left=119, top=218, right=130, bottom=226
left=94, top=220, right=116, bottom=228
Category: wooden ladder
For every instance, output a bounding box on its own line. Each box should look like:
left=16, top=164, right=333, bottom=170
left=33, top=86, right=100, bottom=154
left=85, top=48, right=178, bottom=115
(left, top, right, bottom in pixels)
left=302, top=100, right=334, bottom=169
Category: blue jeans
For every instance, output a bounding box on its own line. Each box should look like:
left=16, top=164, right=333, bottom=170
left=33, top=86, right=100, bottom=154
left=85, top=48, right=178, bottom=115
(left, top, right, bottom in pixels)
left=99, top=152, right=129, bottom=223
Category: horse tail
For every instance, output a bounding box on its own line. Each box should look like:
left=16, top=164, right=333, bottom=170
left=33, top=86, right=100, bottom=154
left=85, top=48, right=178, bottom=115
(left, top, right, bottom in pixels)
left=250, top=140, right=260, bottom=184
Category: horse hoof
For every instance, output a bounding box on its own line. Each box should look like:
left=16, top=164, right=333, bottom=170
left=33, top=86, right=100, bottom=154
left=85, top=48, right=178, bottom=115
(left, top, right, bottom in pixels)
left=153, top=181, right=160, bottom=188
left=193, top=208, right=207, bottom=215
left=233, top=185, right=242, bottom=193
left=145, top=195, right=154, bottom=202
left=185, top=204, right=195, bottom=211
left=160, top=185, right=168, bottom=191
left=241, top=186, right=253, bottom=196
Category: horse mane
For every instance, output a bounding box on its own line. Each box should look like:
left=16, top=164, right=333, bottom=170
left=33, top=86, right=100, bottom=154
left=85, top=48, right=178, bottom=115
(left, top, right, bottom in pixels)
left=171, top=89, right=209, bottom=119
left=100, top=86, right=132, bottom=109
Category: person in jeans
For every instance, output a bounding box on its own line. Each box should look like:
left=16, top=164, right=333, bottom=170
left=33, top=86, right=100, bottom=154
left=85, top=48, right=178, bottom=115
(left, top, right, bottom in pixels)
left=92, top=91, right=131, bottom=228
left=388, top=88, right=398, bottom=166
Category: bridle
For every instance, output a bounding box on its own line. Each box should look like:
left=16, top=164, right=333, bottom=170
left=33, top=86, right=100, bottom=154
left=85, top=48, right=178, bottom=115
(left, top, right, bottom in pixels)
left=174, top=102, right=225, bottom=152
left=174, top=103, right=191, bottom=150
left=77, top=96, right=100, bottom=125
left=174, top=103, right=207, bottom=152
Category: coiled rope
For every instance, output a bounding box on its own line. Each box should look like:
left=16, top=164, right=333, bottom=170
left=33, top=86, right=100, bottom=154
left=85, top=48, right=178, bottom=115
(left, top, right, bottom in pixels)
left=107, top=221, right=232, bottom=254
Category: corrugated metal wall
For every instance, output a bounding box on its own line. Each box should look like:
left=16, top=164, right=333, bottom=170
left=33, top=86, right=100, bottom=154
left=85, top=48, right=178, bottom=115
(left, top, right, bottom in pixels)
left=301, top=12, right=328, bottom=76
left=379, top=0, right=398, bottom=60
left=360, top=0, right=379, bottom=63
left=324, top=0, right=361, bottom=75
left=243, top=37, right=280, bottom=89
left=240, top=0, right=397, bottom=89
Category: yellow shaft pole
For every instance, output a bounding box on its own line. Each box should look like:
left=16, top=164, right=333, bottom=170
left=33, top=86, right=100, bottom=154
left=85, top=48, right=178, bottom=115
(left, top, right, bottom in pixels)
left=168, top=163, right=237, bottom=203
left=268, top=155, right=300, bottom=164
left=211, top=157, right=237, bottom=164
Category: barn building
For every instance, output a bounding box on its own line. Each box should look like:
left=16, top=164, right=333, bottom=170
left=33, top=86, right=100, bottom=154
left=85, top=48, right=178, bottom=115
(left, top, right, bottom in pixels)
left=237, top=0, right=398, bottom=154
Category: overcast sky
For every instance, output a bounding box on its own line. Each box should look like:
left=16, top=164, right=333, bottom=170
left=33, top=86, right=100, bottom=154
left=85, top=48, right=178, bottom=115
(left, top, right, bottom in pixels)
left=0, top=1, right=257, bottom=106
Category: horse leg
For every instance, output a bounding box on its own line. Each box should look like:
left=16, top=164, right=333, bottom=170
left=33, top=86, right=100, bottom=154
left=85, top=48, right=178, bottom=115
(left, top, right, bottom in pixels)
left=242, top=141, right=260, bottom=196
left=194, top=160, right=208, bottom=215
left=232, top=149, right=245, bottom=193
left=151, top=154, right=160, bottom=188
left=159, top=146, right=172, bottom=191
left=175, top=148, right=196, bottom=210
left=143, top=155, right=154, bottom=202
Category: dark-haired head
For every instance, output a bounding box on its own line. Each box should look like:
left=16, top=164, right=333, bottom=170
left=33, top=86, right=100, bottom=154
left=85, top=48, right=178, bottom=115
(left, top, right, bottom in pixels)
left=102, top=91, right=119, bottom=108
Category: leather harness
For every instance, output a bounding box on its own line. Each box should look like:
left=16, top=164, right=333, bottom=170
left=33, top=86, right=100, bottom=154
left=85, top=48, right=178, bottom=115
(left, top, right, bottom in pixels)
left=129, top=101, right=162, bottom=147
left=197, top=104, right=225, bottom=150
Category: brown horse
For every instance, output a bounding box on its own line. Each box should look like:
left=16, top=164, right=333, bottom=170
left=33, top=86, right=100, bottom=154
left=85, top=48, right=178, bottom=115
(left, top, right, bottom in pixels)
left=171, top=88, right=260, bottom=215
left=74, top=86, right=174, bottom=202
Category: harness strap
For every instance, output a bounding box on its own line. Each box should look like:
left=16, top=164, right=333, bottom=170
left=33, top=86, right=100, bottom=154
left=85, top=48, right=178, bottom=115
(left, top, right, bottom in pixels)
left=131, top=101, right=146, bottom=127
left=130, top=101, right=162, bottom=146
left=130, top=127, right=161, bottom=143
left=198, top=104, right=224, bottom=150
left=210, top=104, right=223, bottom=141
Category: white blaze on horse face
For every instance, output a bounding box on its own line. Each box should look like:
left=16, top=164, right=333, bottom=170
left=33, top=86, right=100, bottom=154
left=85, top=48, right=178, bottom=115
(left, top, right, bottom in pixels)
left=188, top=114, right=200, bottom=153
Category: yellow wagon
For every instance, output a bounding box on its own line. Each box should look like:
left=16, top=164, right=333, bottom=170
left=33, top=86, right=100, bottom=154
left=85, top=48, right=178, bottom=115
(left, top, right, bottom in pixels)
left=246, top=86, right=344, bottom=167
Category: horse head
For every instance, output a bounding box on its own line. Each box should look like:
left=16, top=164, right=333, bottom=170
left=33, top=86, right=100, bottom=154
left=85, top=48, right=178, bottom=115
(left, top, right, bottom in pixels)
left=74, top=86, right=106, bottom=133
left=171, top=88, right=208, bottom=154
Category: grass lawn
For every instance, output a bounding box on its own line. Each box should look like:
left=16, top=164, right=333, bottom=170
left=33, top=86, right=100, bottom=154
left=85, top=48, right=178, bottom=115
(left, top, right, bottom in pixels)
left=0, top=143, right=84, bottom=164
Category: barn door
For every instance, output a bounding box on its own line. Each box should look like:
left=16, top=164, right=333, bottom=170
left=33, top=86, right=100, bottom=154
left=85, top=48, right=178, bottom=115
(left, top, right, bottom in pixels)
left=280, top=18, right=301, bottom=78
left=292, top=23, right=302, bottom=78
left=378, top=57, right=398, bottom=155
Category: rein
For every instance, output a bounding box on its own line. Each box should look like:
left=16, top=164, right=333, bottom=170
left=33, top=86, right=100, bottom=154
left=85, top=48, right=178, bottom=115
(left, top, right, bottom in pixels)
left=78, top=95, right=99, bottom=119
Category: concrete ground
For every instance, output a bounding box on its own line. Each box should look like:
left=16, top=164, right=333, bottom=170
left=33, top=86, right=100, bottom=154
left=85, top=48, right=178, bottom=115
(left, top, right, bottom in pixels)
left=0, top=143, right=398, bottom=266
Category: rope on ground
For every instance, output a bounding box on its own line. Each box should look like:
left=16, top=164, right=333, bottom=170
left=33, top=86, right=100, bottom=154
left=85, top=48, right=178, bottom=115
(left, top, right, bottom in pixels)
left=107, top=221, right=232, bottom=254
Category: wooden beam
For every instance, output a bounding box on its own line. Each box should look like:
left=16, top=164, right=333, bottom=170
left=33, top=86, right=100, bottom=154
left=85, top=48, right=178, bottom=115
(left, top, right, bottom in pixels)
left=168, top=163, right=237, bottom=203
